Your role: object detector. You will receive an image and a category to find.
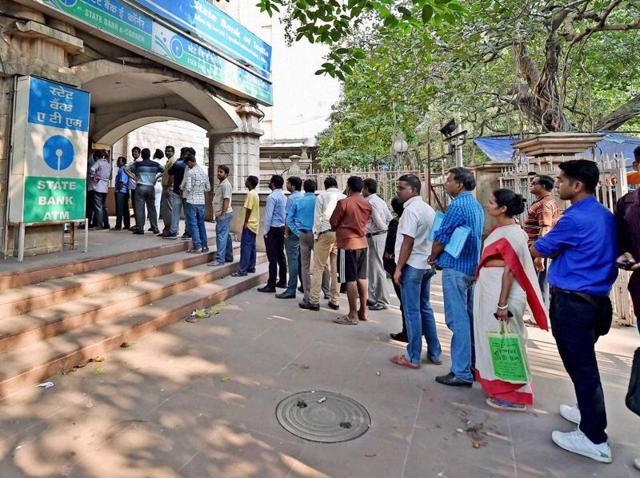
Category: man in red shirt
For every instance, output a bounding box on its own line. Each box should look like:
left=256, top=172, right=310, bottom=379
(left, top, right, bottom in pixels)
left=330, top=176, right=372, bottom=325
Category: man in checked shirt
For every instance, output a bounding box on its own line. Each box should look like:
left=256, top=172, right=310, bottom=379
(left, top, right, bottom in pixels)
left=523, top=174, right=560, bottom=306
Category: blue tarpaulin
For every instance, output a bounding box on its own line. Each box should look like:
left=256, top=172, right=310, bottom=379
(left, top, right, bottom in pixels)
left=474, top=133, right=640, bottom=166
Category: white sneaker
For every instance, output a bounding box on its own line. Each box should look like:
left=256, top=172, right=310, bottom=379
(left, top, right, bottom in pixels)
left=634, top=457, right=640, bottom=470
left=551, top=429, right=612, bottom=464
left=559, top=404, right=581, bottom=425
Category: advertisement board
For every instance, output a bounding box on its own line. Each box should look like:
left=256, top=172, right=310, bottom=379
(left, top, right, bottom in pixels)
left=9, top=76, right=90, bottom=224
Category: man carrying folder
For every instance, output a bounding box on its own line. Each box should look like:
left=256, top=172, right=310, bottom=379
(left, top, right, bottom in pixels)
left=428, top=167, right=484, bottom=387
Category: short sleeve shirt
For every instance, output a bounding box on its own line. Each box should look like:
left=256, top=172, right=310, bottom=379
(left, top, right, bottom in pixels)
left=395, top=196, right=436, bottom=270
left=243, top=189, right=260, bottom=234
left=214, top=178, right=233, bottom=215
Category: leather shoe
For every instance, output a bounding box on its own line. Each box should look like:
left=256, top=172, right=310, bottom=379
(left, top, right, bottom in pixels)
left=298, top=286, right=304, bottom=293
left=275, top=282, right=287, bottom=289
left=389, top=332, right=408, bottom=343
left=276, top=291, right=296, bottom=299
left=257, top=286, right=276, bottom=293
left=435, top=373, right=472, bottom=388
left=327, top=302, right=340, bottom=310
left=299, top=301, right=319, bottom=311
left=368, top=302, right=388, bottom=311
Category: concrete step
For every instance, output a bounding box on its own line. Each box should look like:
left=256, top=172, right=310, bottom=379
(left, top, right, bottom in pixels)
left=0, top=253, right=267, bottom=354
left=0, top=242, right=238, bottom=317
left=0, top=263, right=269, bottom=398
left=0, top=236, right=199, bottom=289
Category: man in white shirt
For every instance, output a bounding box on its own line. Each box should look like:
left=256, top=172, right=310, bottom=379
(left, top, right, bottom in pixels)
left=300, top=177, right=345, bottom=311
left=209, top=165, right=234, bottom=266
left=389, top=174, right=442, bottom=370
left=363, top=178, right=393, bottom=310
left=89, top=150, right=112, bottom=230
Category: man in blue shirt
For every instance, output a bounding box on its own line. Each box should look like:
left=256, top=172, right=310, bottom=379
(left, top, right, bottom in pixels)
left=114, top=156, right=130, bottom=231
left=428, top=167, right=484, bottom=387
left=277, top=177, right=304, bottom=299
left=291, top=179, right=326, bottom=307
left=532, top=159, right=617, bottom=463
left=258, top=175, right=288, bottom=293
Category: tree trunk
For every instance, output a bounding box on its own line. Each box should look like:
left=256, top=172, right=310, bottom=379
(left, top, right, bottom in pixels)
left=595, top=94, right=640, bottom=131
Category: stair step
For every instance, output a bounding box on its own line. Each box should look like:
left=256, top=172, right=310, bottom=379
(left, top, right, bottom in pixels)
left=0, top=243, right=239, bottom=317
left=0, top=264, right=269, bottom=398
left=0, top=253, right=267, bottom=354
left=0, top=236, right=201, bottom=289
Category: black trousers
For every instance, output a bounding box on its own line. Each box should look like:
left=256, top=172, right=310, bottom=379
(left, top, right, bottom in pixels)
left=550, top=290, right=612, bottom=444
left=134, top=185, right=158, bottom=232
left=384, top=258, right=406, bottom=335
left=86, top=189, right=95, bottom=227
left=115, top=192, right=130, bottom=229
left=265, top=227, right=287, bottom=287
left=92, top=191, right=109, bottom=229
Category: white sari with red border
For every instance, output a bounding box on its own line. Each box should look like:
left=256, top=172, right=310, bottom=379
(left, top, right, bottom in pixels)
left=473, top=224, right=549, bottom=405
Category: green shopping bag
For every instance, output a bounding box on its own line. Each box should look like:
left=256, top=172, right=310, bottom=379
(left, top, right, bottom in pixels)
left=487, top=320, right=529, bottom=384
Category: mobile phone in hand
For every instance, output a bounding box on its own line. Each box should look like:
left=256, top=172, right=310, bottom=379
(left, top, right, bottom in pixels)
left=493, top=311, right=514, bottom=319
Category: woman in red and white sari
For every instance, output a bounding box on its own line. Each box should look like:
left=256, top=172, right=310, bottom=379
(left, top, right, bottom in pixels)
left=474, top=189, right=549, bottom=411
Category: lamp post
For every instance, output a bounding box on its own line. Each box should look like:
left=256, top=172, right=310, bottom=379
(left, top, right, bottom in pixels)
left=391, top=132, right=409, bottom=170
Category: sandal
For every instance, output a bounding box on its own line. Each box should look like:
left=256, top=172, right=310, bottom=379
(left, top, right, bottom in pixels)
left=390, top=355, right=420, bottom=369
left=486, top=397, right=526, bottom=412
left=333, top=315, right=358, bottom=326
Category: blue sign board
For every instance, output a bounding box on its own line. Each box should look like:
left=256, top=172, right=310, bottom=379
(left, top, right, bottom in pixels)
left=27, top=77, right=91, bottom=132
left=134, top=0, right=272, bottom=78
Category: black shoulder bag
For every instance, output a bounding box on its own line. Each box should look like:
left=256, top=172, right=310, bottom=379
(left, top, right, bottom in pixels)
left=627, top=347, right=640, bottom=416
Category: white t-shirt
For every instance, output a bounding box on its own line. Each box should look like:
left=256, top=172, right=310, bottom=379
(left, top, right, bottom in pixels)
left=395, top=195, right=436, bottom=270
left=214, top=178, right=233, bottom=215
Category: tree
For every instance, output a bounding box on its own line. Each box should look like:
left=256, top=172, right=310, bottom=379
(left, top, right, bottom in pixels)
left=258, top=0, right=640, bottom=134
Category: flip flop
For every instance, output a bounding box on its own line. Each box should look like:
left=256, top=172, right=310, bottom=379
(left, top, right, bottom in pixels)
left=390, top=355, right=420, bottom=369
left=333, top=315, right=358, bottom=325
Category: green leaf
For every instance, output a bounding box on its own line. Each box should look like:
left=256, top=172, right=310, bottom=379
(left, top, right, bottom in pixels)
left=421, top=5, right=433, bottom=23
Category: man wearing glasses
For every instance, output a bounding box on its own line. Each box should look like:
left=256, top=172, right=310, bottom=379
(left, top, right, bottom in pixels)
left=523, top=174, right=560, bottom=306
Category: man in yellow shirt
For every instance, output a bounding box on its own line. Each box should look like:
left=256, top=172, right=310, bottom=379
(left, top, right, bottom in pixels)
left=232, top=175, right=260, bottom=276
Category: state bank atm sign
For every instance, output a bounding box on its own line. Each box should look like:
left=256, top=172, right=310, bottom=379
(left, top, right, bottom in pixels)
left=9, top=77, right=90, bottom=224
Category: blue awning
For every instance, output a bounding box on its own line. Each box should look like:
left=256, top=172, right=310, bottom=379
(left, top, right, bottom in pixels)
left=474, top=133, right=640, bottom=167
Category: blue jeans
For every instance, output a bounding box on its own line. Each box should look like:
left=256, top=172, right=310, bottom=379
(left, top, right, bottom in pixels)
left=238, top=228, right=257, bottom=273
left=401, top=265, right=441, bottom=365
left=442, top=268, right=475, bottom=382
left=169, top=191, right=190, bottom=236
left=284, top=234, right=300, bottom=293
left=185, top=203, right=207, bottom=250
left=216, top=213, right=234, bottom=263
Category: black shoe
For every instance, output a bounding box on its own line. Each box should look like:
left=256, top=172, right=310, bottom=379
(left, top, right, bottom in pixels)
left=231, top=271, right=248, bottom=277
left=132, top=231, right=144, bottom=235
left=202, top=247, right=210, bottom=253
left=147, top=227, right=154, bottom=232
left=112, top=227, right=122, bottom=231
left=389, top=332, right=408, bottom=343
left=162, top=234, right=178, bottom=240
left=435, top=373, right=473, bottom=388
left=298, top=286, right=304, bottom=293
left=366, top=299, right=376, bottom=307
left=368, top=302, right=388, bottom=311
left=151, top=229, right=160, bottom=234
left=247, top=269, right=256, bottom=274
left=275, top=282, right=287, bottom=289
left=328, top=302, right=340, bottom=310
left=257, top=285, right=276, bottom=293
left=276, top=291, right=296, bottom=299
left=299, top=301, right=320, bottom=311
left=181, top=234, right=191, bottom=240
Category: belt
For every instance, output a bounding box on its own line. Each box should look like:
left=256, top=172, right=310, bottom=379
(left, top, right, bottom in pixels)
left=550, top=286, right=602, bottom=308
left=318, top=230, right=333, bottom=236
left=366, top=231, right=387, bottom=238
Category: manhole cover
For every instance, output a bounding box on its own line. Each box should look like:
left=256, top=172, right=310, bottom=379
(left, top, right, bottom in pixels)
left=276, top=391, right=371, bottom=443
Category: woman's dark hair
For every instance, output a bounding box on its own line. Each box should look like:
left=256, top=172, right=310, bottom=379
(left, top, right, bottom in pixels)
left=493, top=189, right=526, bottom=217
left=390, top=196, right=404, bottom=217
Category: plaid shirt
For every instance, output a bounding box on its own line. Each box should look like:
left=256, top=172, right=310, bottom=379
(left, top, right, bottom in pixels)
left=524, top=195, right=560, bottom=245
left=182, top=164, right=210, bottom=205
left=434, top=191, right=485, bottom=276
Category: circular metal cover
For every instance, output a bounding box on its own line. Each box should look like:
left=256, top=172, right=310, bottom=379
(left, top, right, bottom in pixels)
left=276, top=390, right=371, bottom=443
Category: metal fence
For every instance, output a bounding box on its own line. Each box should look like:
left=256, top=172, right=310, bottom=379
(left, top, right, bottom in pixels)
left=498, top=153, right=635, bottom=327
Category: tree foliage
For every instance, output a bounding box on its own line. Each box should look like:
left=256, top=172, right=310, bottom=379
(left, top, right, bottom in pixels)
left=257, top=0, right=640, bottom=168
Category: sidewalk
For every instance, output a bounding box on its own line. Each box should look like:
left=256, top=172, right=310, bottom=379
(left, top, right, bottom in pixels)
left=0, top=275, right=638, bottom=477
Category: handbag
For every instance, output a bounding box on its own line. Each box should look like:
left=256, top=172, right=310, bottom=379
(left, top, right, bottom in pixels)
left=626, top=347, right=640, bottom=416
left=487, top=320, right=529, bottom=384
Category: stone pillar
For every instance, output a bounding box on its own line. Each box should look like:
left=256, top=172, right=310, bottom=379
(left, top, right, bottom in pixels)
left=205, top=104, right=263, bottom=222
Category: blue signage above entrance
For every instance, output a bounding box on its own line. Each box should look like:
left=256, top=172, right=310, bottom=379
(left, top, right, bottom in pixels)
left=27, top=76, right=91, bottom=132
left=134, top=0, right=272, bottom=78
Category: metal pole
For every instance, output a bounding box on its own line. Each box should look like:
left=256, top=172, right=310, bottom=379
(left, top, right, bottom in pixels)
left=427, top=127, right=432, bottom=205
left=18, top=222, right=25, bottom=262
left=84, top=219, right=89, bottom=253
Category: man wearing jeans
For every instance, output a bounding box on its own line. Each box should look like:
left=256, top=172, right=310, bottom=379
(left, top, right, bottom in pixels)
left=532, top=160, right=617, bottom=463
left=277, top=176, right=303, bottom=299
left=390, top=175, right=441, bottom=369
left=429, top=167, right=484, bottom=387
left=167, top=147, right=193, bottom=240
left=126, top=148, right=163, bottom=235
left=209, top=165, right=234, bottom=266
left=232, top=176, right=260, bottom=277
left=182, top=153, right=211, bottom=253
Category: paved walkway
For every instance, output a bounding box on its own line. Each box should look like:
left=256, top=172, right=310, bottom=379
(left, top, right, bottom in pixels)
left=0, top=275, right=638, bottom=477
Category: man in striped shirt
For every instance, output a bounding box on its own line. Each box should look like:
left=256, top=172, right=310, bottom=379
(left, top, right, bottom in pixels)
left=428, top=167, right=484, bottom=387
